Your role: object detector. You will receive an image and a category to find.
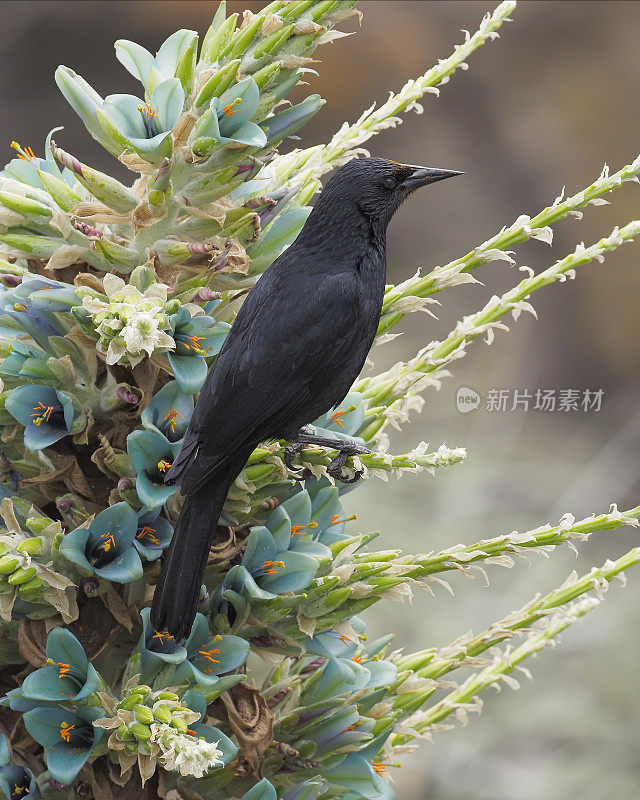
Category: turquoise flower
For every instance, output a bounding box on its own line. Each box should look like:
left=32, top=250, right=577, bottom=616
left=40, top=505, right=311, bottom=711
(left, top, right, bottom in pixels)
left=192, top=77, right=267, bottom=157
left=173, top=612, right=249, bottom=687
left=1, top=128, right=74, bottom=192
left=114, top=30, right=198, bottom=95
left=223, top=524, right=325, bottom=602
left=168, top=308, right=229, bottom=394
left=5, top=385, right=75, bottom=451
left=126, top=429, right=181, bottom=509
left=22, top=705, right=104, bottom=786
left=311, top=391, right=366, bottom=442
left=55, top=67, right=185, bottom=163
left=181, top=690, right=237, bottom=765
left=0, top=733, right=41, bottom=800
left=303, top=705, right=374, bottom=757
left=325, top=751, right=395, bottom=800
left=0, top=281, right=65, bottom=350
left=19, top=628, right=101, bottom=704
left=137, top=607, right=187, bottom=682
left=141, top=380, right=193, bottom=443
left=0, top=341, right=55, bottom=382
left=133, top=506, right=173, bottom=562
left=59, top=502, right=143, bottom=584
left=283, top=780, right=328, bottom=800
left=237, top=779, right=277, bottom=800
left=264, top=489, right=346, bottom=553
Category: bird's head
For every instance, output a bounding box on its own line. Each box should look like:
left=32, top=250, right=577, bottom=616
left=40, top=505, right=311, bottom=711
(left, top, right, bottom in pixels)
left=310, top=156, right=463, bottom=233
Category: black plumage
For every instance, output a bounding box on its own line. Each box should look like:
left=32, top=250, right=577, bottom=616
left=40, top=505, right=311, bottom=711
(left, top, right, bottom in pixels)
left=151, top=156, right=462, bottom=640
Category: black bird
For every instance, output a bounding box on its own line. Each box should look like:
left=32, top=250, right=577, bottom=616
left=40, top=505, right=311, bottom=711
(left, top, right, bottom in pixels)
left=151, top=157, right=462, bottom=640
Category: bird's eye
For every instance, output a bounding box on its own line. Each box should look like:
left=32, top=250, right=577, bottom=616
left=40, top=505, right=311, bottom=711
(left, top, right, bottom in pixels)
left=383, top=176, right=396, bottom=189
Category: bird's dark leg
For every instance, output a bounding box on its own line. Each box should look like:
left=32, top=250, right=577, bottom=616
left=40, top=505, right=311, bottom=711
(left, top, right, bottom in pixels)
left=283, top=441, right=311, bottom=477
left=289, top=427, right=371, bottom=484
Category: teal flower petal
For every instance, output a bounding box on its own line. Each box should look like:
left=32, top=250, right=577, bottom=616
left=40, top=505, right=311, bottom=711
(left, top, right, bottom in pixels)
left=216, top=77, right=259, bottom=134
left=46, top=741, right=94, bottom=787
left=141, top=380, right=193, bottom=442
left=258, top=550, right=320, bottom=594
left=150, top=78, right=185, bottom=131
left=223, top=120, right=267, bottom=147
left=114, top=40, right=158, bottom=91
left=240, top=778, right=277, bottom=800
left=94, top=546, right=143, bottom=583
left=102, top=94, right=148, bottom=139
left=242, top=528, right=278, bottom=574
left=58, top=529, right=93, bottom=572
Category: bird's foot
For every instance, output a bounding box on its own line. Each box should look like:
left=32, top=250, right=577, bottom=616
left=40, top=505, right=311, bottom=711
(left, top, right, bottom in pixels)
left=327, top=443, right=370, bottom=485
left=283, top=442, right=312, bottom=479
left=289, top=429, right=371, bottom=484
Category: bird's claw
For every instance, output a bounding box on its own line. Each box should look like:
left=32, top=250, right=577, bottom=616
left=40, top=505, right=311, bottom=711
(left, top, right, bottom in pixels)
left=283, top=442, right=312, bottom=479
left=327, top=446, right=367, bottom=484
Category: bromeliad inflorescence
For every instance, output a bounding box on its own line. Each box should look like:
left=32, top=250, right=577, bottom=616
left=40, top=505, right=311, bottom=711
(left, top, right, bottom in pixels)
left=0, top=2, right=638, bottom=799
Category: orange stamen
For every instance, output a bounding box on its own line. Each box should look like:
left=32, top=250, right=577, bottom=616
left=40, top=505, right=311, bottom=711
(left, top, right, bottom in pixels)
left=13, top=303, right=27, bottom=312
left=60, top=721, right=75, bottom=742
left=222, top=97, right=242, bottom=117
left=152, top=629, right=174, bottom=643
left=157, top=459, right=172, bottom=472
left=98, top=532, right=115, bottom=552
left=30, top=402, right=54, bottom=427
left=58, top=662, right=71, bottom=678
left=351, top=655, right=363, bottom=664
left=338, top=634, right=352, bottom=646
left=137, top=526, right=160, bottom=545
left=188, top=335, right=207, bottom=355
left=371, top=762, right=387, bottom=777
left=137, top=103, right=158, bottom=120
left=329, top=409, right=345, bottom=429
left=259, top=559, right=285, bottom=575
left=12, top=141, right=38, bottom=163
left=197, top=647, right=221, bottom=664
left=290, top=524, right=306, bottom=536
left=162, top=409, right=185, bottom=434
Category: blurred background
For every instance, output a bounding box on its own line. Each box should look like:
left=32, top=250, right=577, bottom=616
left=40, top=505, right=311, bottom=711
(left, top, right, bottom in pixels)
left=2, top=1, right=640, bottom=797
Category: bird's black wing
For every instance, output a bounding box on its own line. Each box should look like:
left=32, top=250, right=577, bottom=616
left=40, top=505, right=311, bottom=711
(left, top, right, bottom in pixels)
left=167, top=258, right=359, bottom=495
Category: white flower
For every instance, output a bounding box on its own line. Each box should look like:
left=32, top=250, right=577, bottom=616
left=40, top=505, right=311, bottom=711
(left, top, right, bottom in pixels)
left=152, top=723, right=223, bottom=778
left=81, top=274, right=175, bottom=365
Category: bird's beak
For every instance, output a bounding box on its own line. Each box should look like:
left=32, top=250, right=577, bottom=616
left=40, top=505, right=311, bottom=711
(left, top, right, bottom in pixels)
left=401, top=165, right=464, bottom=192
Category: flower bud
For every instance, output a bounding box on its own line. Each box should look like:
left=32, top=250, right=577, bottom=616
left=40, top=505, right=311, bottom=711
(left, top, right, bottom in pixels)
left=129, top=722, right=152, bottom=741
left=153, top=704, right=172, bottom=724
left=8, top=565, right=37, bottom=585
left=169, top=715, right=188, bottom=734
left=16, top=536, right=43, bottom=556
left=116, top=725, right=134, bottom=741
left=133, top=704, right=155, bottom=724
left=26, top=517, right=54, bottom=535
left=156, top=691, right=179, bottom=701
left=0, top=555, right=20, bottom=574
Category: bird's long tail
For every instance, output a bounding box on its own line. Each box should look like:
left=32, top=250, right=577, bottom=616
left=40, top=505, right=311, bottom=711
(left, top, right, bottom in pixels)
left=150, top=456, right=245, bottom=641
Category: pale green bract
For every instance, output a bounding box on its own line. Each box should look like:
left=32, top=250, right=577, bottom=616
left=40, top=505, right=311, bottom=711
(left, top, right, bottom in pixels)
left=0, top=2, right=637, bottom=799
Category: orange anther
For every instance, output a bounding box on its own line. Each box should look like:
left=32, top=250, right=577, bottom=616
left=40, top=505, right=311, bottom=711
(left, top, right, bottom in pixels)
left=137, top=103, right=158, bottom=120
left=60, top=721, right=75, bottom=742
left=198, top=647, right=221, bottom=664
left=157, top=459, right=172, bottom=472
left=137, top=526, right=160, bottom=545
left=222, top=97, right=242, bottom=117
left=152, top=629, right=174, bottom=643
left=162, top=409, right=185, bottom=434
left=329, top=409, right=345, bottom=429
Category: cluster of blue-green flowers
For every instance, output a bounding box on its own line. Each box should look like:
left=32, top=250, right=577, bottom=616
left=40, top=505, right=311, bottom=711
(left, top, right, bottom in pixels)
left=0, top=1, right=409, bottom=797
